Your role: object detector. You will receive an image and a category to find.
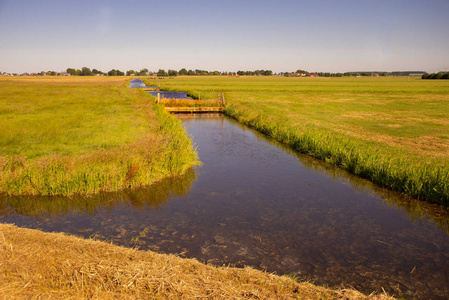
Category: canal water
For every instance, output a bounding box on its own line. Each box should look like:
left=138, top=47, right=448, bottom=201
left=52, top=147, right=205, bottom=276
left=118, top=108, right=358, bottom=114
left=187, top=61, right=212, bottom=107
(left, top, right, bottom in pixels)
left=1, top=114, right=448, bottom=299
left=128, top=78, right=151, bottom=88
left=128, top=79, right=190, bottom=99
left=146, top=91, right=192, bottom=99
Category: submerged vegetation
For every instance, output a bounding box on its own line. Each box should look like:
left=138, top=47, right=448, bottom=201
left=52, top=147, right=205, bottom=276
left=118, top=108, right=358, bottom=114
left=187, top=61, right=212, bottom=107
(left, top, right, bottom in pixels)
left=148, top=76, right=449, bottom=206
left=0, top=77, right=198, bottom=196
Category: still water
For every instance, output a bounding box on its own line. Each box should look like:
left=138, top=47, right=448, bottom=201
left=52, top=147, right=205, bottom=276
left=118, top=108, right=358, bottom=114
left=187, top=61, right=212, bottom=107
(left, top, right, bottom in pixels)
left=146, top=91, right=192, bottom=99
left=1, top=114, right=448, bottom=299
left=128, top=78, right=149, bottom=88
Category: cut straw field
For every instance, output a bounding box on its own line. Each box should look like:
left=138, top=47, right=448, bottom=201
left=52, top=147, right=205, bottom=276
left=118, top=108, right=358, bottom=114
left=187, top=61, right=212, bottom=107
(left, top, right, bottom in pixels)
left=147, top=76, right=449, bottom=206
left=0, top=223, right=392, bottom=299
left=0, top=76, right=198, bottom=196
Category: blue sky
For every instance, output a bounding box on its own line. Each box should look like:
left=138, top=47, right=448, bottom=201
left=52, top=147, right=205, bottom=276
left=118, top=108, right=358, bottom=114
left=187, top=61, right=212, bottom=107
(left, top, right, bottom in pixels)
left=1, top=0, right=448, bottom=73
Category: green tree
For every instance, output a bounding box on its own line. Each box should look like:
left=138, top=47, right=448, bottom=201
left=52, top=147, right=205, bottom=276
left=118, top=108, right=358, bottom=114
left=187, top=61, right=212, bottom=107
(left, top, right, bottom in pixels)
left=434, top=72, right=443, bottom=79
left=179, top=68, right=188, bottom=76
left=168, top=69, right=178, bottom=76
left=66, top=68, right=77, bottom=76
left=80, top=67, right=92, bottom=76
left=188, top=70, right=195, bottom=75
left=138, top=68, right=148, bottom=76
left=195, top=69, right=208, bottom=75
left=126, top=70, right=136, bottom=76
left=157, top=69, right=168, bottom=77
left=296, top=69, right=308, bottom=75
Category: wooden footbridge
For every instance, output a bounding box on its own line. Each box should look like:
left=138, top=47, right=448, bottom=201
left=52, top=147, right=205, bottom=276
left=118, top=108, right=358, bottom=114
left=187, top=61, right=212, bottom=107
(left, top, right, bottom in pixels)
left=164, top=106, right=224, bottom=113
left=157, top=92, right=226, bottom=114
left=129, top=80, right=225, bottom=114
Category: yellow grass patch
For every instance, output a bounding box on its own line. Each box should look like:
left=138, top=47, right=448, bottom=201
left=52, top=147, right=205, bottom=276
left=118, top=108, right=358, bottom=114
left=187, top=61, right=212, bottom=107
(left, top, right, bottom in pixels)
left=0, top=224, right=392, bottom=299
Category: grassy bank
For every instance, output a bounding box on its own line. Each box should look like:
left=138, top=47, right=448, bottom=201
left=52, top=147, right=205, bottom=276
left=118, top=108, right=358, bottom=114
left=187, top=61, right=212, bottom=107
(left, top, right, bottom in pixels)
left=0, top=77, right=198, bottom=196
left=0, top=223, right=391, bottom=299
left=148, top=76, right=449, bottom=206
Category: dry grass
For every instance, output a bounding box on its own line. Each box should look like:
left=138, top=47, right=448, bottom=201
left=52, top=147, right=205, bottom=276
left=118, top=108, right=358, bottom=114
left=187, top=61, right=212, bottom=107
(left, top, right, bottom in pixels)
left=0, top=224, right=392, bottom=299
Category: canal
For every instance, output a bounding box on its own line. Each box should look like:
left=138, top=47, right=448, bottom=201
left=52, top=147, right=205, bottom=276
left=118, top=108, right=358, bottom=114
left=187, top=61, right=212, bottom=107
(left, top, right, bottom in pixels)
left=1, top=114, right=448, bottom=299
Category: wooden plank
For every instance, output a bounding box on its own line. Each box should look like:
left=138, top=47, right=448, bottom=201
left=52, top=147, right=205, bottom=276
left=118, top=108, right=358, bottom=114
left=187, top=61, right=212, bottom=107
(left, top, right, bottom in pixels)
left=164, top=107, right=223, bottom=113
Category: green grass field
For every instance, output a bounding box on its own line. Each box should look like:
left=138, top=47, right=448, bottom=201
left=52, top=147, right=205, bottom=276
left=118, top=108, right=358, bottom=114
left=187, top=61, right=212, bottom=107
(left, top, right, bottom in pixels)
left=0, top=77, right=392, bottom=300
left=147, top=76, right=449, bottom=206
left=0, top=76, right=198, bottom=196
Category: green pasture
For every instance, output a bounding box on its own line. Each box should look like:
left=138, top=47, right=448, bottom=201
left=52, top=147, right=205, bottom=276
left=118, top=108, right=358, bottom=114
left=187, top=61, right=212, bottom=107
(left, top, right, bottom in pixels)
left=147, top=76, right=449, bottom=205
left=0, top=76, right=198, bottom=196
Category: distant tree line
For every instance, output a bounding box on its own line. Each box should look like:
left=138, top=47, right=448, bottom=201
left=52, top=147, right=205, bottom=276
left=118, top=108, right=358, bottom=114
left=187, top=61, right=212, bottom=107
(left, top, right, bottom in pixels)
left=64, top=67, right=274, bottom=77
left=66, top=67, right=149, bottom=76
left=343, top=72, right=388, bottom=76
left=422, top=72, right=449, bottom=79
left=66, top=67, right=106, bottom=76
left=281, top=70, right=391, bottom=77
left=5, top=67, right=431, bottom=78
left=236, top=70, right=273, bottom=76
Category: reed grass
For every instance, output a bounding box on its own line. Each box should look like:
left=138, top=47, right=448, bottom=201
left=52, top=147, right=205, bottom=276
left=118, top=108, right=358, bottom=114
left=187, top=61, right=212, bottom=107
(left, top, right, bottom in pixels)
left=0, top=167, right=196, bottom=218
left=0, top=77, right=199, bottom=196
left=148, top=76, right=449, bottom=206
left=0, top=223, right=392, bottom=299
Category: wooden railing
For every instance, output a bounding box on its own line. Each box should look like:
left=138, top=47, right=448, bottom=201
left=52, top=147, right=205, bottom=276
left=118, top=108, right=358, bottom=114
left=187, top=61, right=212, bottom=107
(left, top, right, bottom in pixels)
left=164, top=107, right=223, bottom=113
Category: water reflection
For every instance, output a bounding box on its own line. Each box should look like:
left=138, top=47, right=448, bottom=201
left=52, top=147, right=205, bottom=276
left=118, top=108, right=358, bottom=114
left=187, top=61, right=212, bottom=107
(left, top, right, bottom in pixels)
left=0, top=168, right=196, bottom=219
left=1, top=114, right=448, bottom=299
left=288, top=144, right=449, bottom=235
left=128, top=79, right=147, bottom=88
left=146, top=91, right=192, bottom=99
left=217, top=114, right=449, bottom=234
